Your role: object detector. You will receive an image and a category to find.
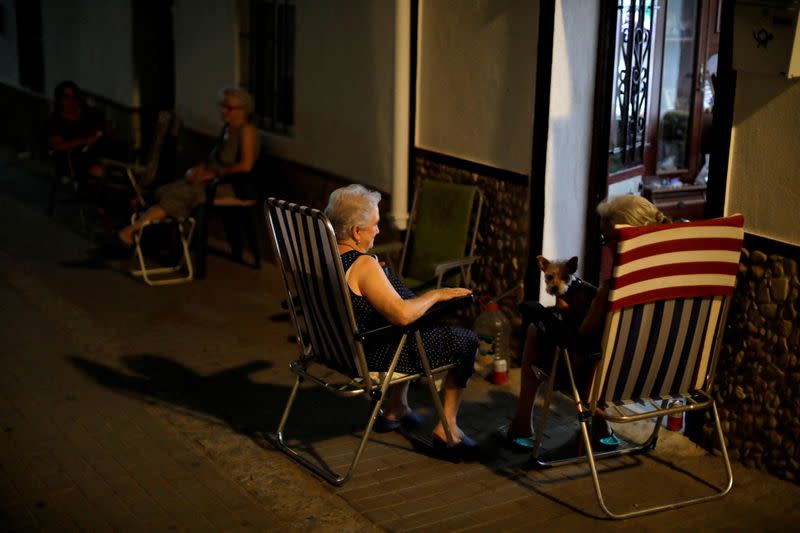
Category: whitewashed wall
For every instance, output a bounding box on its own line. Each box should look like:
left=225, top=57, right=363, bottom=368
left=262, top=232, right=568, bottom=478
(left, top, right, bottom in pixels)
left=41, top=0, right=135, bottom=105
left=173, top=0, right=239, bottom=134
left=540, top=0, right=599, bottom=302
left=727, top=73, right=800, bottom=246
left=265, top=0, right=398, bottom=193
left=0, top=0, right=135, bottom=103
left=416, top=0, right=539, bottom=174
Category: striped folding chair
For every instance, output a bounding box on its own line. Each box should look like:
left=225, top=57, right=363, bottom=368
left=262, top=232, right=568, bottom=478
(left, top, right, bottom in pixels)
left=529, top=214, right=744, bottom=519
left=265, top=198, right=473, bottom=486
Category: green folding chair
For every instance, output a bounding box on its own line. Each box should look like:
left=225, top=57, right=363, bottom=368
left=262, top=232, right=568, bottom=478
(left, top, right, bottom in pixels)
left=381, top=179, right=483, bottom=292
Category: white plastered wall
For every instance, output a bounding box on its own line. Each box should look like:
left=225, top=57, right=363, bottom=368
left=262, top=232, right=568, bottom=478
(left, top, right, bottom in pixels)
left=726, top=73, right=800, bottom=246
left=40, top=0, right=135, bottom=105
left=539, top=0, right=599, bottom=303
left=173, top=0, right=238, bottom=134
left=266, top=0, right=398, bottom=193
left=416, top=0, right=539, bottom=174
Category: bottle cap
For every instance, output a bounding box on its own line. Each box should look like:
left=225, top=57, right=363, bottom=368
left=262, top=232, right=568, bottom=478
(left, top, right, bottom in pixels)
left=478, top=295, right=500, bottom=311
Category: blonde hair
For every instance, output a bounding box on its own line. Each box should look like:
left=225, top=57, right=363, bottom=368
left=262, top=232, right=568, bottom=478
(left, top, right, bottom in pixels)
left=597, top=195, right=671, bottom=227
left=324, top=184, right=382, bottom=241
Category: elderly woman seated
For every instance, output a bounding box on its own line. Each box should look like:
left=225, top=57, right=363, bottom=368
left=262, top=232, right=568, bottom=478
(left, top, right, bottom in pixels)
left=498, top=195, right=672, bottom=451
left=325, top=184, right=479, bottom=453
left=117, top=86, right=259, bottom=246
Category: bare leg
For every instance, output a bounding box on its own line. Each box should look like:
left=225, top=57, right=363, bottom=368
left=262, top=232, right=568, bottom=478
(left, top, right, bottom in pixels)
left=382, top=382, right=411, bottom=420
left=509, top=324, right=547, bottom=438
left=432, top=372, right=465, bottom=443
left=118, top=205, right=168, bottom=245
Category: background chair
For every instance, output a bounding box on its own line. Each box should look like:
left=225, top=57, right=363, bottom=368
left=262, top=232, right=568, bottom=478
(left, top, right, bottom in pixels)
left=265, top=198, right=473, bottom=486
left=102, top=110, right=179, bottom=206
left=193, top=130, right=269, bottom=279
left=528, top=214, right=744, bottom=519
left=47, top=142, right=130, bottom=231
left=377, top=179, right=483, bottom=291
left=46, top=148, right=90, bottom=226
left=103, top=111, right=195, bottom=286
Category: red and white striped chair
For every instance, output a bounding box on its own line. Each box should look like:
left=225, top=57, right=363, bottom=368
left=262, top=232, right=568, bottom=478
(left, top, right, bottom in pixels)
left=530, top=214, right=744, bottom=519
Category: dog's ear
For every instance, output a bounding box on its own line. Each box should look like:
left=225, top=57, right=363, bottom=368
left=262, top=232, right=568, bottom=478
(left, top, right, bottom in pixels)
left=567, top=256, right=578, bottom=274
left=536, top=255, right=549, bottom=271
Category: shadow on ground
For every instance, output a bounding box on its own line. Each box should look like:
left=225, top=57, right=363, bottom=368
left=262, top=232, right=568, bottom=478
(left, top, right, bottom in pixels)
left=69, top=354, right=360, bottom=437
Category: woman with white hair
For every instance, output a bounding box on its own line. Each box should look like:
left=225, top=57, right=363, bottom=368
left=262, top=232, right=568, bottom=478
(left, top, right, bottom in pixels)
left=325, top=184, right=479, bottom=455
left=499, top=195, right=671, bottom=451
left=118, top=86, right=259, bottom=245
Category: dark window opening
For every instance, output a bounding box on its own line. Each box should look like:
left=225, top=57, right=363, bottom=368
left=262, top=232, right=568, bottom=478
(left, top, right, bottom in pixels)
left=240, top=0, right=295, bottom=136
left=15, top=0, right=45, bottom=93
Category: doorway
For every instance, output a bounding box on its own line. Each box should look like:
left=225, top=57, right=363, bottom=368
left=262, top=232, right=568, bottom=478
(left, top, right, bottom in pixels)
left=605, top=0, right=721, bottom=220
left=584, top=0, right=731, bottom=283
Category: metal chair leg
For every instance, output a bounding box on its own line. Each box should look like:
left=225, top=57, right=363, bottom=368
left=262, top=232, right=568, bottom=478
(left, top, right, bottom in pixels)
left=530, top=346, right=561, bottom=464
left=131, top=218, right=195, bottom=286
left=584, top=398, right=734, bottom=519
left=271, top=336, right=409, bottom=486
left=415, top=330, right=454, bottom=447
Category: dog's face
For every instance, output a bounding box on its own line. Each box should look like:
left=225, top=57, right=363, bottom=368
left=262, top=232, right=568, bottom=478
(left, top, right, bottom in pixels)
left=537, top=255, right=578, bottom=296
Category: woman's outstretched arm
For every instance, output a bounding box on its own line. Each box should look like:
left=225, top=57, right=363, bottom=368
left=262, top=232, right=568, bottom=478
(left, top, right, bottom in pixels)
left=350, top=255, right=470, bottom=326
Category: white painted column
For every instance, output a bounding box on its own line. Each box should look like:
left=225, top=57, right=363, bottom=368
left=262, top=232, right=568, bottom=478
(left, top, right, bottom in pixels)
left=390, top=0, right=411, bottom=230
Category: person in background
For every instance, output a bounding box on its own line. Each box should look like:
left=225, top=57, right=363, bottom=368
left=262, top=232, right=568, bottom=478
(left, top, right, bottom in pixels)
left=117, top=87, right=260, bottom=246
left=45, top=80, right=109, bottom=185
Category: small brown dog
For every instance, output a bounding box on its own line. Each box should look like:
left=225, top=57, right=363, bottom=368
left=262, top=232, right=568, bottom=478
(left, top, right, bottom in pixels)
left=537, top=255, right=597, bottom=325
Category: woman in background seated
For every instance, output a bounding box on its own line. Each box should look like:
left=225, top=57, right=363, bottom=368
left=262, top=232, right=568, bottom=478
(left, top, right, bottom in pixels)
left=117, top=86, right=259, bottom=245
left=499, top=195, right=671, bottom=451
left=45, top=80, right=109, bottom=184
left=325, top=184, right=479, bottom=453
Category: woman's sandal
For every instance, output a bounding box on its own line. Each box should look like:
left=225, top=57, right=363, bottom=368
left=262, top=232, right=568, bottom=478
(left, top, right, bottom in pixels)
left=592, top=429, right=620, bottom=450
left=374, top=410, right=425, bottom=433
left=587, top=416, right=621, bottom=450
left=431, top=432, right=479, bottom=461
left=494, top=423, right=536, bottom=452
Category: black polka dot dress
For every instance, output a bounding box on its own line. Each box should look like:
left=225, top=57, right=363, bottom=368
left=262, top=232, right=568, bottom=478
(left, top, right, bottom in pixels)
left=341, top=250, right=477, bottom=387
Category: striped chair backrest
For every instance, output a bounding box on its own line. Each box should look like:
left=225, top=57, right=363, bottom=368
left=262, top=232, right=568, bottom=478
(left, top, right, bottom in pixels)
left=594, top=214, right=744, bottom=406
left=266, top=199, right=367, bottom=379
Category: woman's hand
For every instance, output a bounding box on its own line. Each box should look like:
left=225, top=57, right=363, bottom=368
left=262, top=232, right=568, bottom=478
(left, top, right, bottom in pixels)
left=433, top=287, right=472, bottom=302
left=185, top=164, right=215, bottom=184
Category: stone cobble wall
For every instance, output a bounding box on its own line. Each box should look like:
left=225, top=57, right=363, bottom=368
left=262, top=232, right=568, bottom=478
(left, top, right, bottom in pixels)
left=414, top=153, right=530, bottom=346
left=701, top=246, right=800, bottom=482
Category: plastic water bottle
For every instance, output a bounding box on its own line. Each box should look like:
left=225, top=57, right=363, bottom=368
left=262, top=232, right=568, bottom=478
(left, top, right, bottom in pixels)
left=473, top=296, right=511, bottom=380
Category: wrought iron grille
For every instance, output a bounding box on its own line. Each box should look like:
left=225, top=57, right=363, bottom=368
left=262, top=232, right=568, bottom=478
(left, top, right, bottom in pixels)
left=609, top=0, right=655, bottom=172
left=245, top=0, right=296, bottom=136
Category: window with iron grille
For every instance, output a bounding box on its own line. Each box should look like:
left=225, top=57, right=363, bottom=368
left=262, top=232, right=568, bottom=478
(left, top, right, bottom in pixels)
left=609, top=0, right=656, bottom=175
left=239, top=0, right=295, bottom=136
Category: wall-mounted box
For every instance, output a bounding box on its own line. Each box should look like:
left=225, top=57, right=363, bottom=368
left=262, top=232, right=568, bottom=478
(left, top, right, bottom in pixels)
left=733, top=1, right=800, bottom=78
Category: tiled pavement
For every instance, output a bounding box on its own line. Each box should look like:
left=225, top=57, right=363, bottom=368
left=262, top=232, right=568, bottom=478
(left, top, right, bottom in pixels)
left=2, top=152, right=800, bottom=531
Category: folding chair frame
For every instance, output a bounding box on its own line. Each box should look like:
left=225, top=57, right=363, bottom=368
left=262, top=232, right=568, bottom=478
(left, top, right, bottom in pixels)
left=273, top=330, right=456, bottom=486
left=528, top=344, right=664, bottom=471
left=530, top=341, right=733, bottom=519
left=130, top=213, right=196, bottom=286
left=526, top=216, right=743, bottom=519
left=266, top=198, right=469, bottom=486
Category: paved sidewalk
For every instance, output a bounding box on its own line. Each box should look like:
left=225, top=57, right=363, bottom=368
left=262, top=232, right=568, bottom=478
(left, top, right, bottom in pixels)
left=0, top=156, right=377, bottom=532
left=2, top=152, right=800, bottom=532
